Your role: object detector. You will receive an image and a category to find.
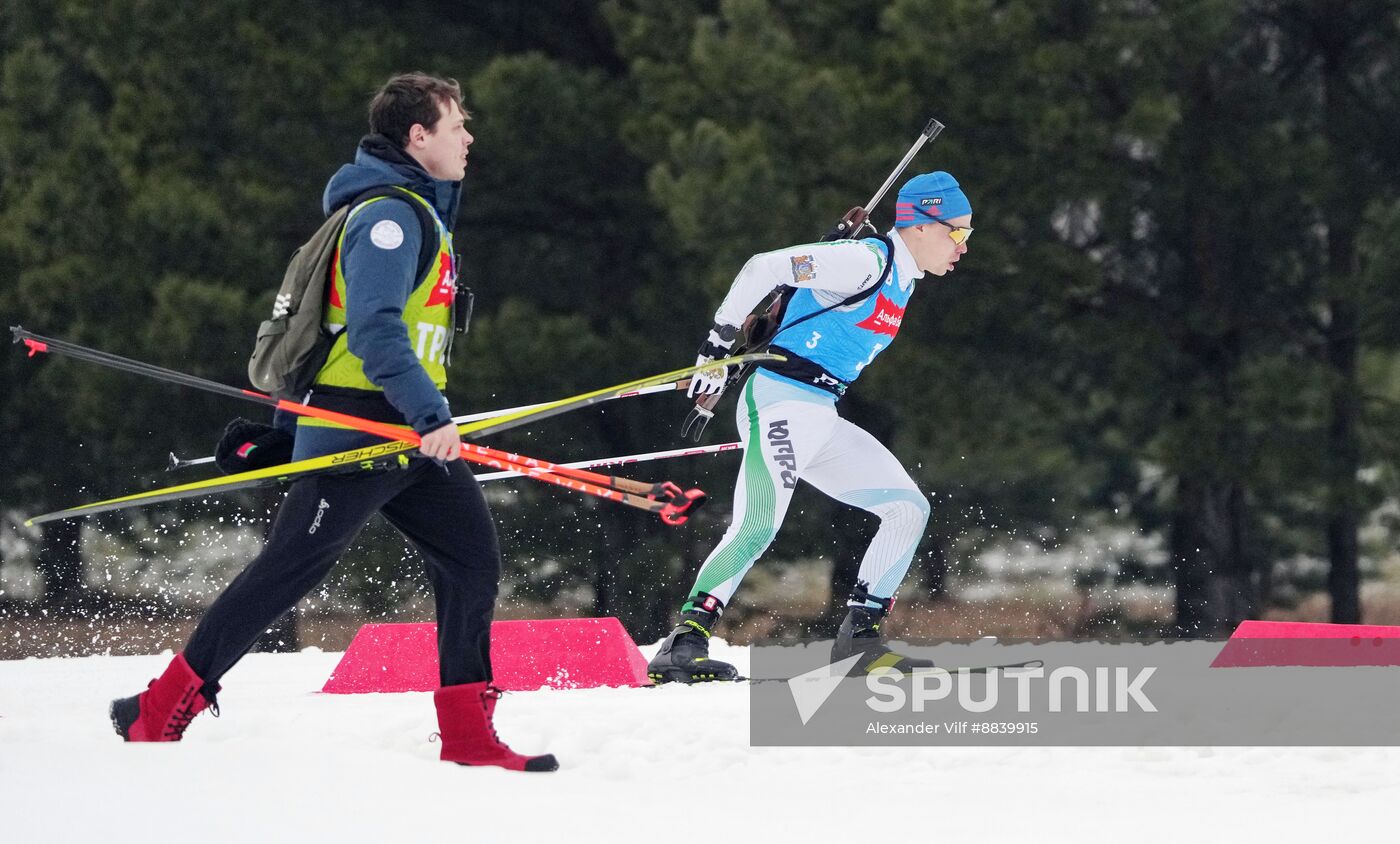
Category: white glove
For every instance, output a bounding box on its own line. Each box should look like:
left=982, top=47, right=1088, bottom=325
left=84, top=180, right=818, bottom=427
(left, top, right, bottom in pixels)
left=688, top=357, right=729, bottom=398
left=686, top=324, right=739, bottom=398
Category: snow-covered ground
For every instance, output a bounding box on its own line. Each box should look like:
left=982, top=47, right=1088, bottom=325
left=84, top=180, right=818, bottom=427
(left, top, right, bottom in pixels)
left=2, top=640, right=1396, bottom=842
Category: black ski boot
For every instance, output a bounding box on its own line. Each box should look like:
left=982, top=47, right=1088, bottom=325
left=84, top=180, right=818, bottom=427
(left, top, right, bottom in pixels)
left=831, top=585, right=935, bottom=676
left=648, top=601, right=739, bottom=684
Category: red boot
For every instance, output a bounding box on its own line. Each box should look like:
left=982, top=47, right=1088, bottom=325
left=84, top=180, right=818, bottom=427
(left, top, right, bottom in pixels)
left=433, top=682, right=558, bottom=772
left=110, top=653, right=219, bottom=742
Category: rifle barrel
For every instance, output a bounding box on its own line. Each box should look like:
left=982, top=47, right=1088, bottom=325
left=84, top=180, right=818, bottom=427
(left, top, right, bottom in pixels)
left=862, top=117, right=946, bottom=213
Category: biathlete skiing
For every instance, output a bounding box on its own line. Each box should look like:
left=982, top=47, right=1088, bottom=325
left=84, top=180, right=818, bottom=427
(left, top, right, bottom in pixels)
left=107, top=72, right=557, bottom=772
left=648, top=170, right=974, bottom=684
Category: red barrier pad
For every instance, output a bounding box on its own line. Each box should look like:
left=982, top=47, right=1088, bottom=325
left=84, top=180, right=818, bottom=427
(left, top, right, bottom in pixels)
left=321, top=617, right=651, bottom=693
left=1211, top=620, right=1400, bottom=668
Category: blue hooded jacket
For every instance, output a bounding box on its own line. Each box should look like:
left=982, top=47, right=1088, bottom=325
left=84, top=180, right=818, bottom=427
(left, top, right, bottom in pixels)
left=290, top=135, right=463, bottom=461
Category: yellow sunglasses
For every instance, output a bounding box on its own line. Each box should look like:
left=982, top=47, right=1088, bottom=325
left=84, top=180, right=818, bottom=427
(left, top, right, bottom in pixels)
left=927, top=215, right=973, bottom=245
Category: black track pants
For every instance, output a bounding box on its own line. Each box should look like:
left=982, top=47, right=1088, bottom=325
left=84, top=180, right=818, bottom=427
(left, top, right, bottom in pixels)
left=183, top=459, right=501, bottom=687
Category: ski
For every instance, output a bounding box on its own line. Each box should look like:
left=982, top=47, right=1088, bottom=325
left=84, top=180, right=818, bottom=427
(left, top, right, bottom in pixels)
left=451, top=353, right=779, bottom=441
left=472, top=441, right=741, bottom=482
left=21, top=348, right=783, bottom=526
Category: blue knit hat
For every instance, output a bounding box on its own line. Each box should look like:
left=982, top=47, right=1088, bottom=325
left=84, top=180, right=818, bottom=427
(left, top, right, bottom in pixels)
left=894, top=171, right=971, bottom=228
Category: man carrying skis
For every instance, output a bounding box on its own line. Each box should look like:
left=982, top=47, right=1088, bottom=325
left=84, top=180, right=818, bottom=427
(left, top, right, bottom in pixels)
left=648, top=171, right=973, bottom=683
left=110, top=73, right=557, bottom=771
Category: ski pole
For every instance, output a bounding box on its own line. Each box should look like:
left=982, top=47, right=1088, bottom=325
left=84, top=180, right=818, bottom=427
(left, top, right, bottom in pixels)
left=166, top=441, right=741, bottom=516
left=471, top=441, right=741, bottom=482
left=453, top=441, right=709, bottom=524
left=466, top=443, right=715, bottom=522
left=22, top=348, right=782, bottom=527
left=11, top=325, right=651, bottom=491
left=173, top=439, right=744, bottom=484
left=12, top=327, right=706, bottom=524
left=166, top=380, right=691, bottom=470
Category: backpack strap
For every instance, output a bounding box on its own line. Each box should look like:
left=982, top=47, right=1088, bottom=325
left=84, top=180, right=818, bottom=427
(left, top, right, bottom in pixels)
left=345, top=186, right=440, bottom=285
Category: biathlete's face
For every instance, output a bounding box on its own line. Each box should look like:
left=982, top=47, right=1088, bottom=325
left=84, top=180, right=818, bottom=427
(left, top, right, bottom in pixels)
left=905, top=214, right=972, bottom=276
left=409, top=99, right=474, bottom=182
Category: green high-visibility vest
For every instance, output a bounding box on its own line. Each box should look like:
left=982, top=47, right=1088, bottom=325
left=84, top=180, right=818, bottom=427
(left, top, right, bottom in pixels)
left=310, top=188, right=455, bottom=410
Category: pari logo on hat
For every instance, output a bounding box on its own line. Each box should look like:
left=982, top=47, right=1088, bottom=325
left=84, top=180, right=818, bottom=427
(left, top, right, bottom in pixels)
left=894, top=171, right=971, bottom=228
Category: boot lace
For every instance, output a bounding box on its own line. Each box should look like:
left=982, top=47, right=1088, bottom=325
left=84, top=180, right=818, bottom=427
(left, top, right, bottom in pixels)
left=163, top=685, right=218, bottom=740
left=482, top=685, right=513, bottom=749
left=202, top=683, right=221, bottom=718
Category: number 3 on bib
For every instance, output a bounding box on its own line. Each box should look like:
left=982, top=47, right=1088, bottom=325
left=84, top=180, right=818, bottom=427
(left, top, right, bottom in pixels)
left=805, top=331, right=822, bottom=350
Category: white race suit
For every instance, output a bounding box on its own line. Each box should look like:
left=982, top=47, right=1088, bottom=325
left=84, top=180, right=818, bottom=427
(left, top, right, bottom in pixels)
left=683, top=229, right=931, bottom=613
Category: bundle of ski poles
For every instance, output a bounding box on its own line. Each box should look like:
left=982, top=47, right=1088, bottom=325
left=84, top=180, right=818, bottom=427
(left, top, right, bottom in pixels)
left=11, top=327, right=780, bottom=528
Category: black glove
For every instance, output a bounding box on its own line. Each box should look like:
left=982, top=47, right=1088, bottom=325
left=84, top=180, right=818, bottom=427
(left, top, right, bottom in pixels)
left=215, top=417, right=294, bottom=475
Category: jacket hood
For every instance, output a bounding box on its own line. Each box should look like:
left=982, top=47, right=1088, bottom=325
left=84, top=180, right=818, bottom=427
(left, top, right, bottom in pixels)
left=322, top=134, right=462, bottom=228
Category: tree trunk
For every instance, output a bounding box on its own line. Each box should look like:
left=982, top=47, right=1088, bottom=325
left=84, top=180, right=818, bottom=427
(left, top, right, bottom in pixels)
left=1324, top=292, right=1361, bottom=623
left=1320, top=41, right=1363, bottom=624
left=593, top=501, right=664, bottom=637
left=1169, top=475, right=1254, bottom=636
left=1170, top=476, right=1217, bottom=636
left=37, top=519, right=84, bottom=609
left=1167, top=62, right=1257, bottom=637
left=591, top=409, right=668, bottom=640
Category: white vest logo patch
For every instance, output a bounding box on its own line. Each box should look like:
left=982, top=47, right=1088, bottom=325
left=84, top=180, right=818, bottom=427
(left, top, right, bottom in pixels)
left=370, top=219, right=404, bottom=249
